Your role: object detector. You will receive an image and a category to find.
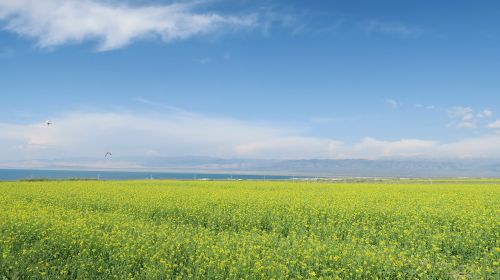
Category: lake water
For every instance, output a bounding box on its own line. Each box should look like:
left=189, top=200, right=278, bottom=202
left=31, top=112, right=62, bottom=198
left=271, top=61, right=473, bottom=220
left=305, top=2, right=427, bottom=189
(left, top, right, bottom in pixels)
left=0, top=169, right=298, bottom=181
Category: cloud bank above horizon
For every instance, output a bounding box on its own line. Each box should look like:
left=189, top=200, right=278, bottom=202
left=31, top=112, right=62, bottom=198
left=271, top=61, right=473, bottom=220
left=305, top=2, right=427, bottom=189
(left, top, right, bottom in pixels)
left=1, top=109, right=500, bottom=163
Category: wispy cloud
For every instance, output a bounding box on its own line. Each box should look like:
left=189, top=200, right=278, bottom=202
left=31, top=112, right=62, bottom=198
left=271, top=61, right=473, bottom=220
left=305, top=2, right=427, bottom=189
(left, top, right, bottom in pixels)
left=386, top=99, right=398, bottom=108
left=257, top=7, right=301, bottom=36
left=0, top=0, right=256, bottom=51
left=449, top=106, right=493, bottom=129
left=134, top=97, right=185, bottom=113
left=193, top=56, right=213, bottom=64
left=340, top=136, right=500, bottom=159
left=361, top=20, right=425, bottom=37
left=348, top=138, right=438, bottom=159
left=488, top=120, right=500, bottom=130
left=449, top=106, right=476, bottom=129
left=415, top=104, right=435, bottom=110
left=310, top=116, right=360, bottom=124
left=477, top=108, right=493, bottom=118
left=235, top=138, right=344, bottom=159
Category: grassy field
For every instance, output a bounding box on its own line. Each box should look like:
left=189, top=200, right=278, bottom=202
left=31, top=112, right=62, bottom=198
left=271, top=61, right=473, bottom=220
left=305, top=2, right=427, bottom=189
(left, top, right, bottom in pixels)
left=0, top=180, right=498, bottom=279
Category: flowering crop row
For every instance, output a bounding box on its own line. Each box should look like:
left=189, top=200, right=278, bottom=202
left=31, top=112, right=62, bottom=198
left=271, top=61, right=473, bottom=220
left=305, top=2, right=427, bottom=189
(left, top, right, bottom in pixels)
left=0, top=180, right=498, bottom=279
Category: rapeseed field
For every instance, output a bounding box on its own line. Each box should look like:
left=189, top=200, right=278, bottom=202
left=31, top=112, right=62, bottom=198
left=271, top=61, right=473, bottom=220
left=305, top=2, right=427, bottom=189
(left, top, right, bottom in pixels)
left=0, top=180, right=498, bottom=279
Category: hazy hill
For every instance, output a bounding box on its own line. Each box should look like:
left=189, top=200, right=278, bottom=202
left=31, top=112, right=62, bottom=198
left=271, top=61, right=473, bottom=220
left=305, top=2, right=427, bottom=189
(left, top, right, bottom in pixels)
left=2, top=157, right=499, bottom=178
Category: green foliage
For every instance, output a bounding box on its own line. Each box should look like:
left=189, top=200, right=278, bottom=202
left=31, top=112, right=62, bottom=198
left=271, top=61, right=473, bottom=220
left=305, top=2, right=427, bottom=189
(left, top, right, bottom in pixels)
left=0, top=180, right=499, bottom=279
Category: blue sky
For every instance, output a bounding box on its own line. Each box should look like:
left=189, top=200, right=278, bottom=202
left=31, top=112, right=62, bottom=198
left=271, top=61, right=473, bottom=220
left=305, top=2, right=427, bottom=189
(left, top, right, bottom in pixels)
left=1, top=0, right=500, bottom=164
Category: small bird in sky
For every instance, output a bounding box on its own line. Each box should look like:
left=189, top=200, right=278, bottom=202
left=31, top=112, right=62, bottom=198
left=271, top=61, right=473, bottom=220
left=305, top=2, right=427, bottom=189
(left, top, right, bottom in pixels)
left=45, top=120, right=52, bottom=126
left=105, top=152, right=112, bottom=158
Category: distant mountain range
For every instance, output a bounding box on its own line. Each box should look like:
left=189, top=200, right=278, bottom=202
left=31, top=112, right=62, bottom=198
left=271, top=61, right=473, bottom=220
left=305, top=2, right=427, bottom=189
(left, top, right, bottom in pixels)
left=1, top=156, right=500, bottom=178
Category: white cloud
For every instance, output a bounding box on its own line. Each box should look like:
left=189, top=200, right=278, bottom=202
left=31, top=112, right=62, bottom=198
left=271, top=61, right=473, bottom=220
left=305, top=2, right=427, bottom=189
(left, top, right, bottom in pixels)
left=362, top=20, right=424, bottom=37
left=449, top=106, right=494, bottom=129
left=415, top=104, right=435, bottom=110
left=439, top=135, right=500, bottom=158
left=452, top=106, right=476, bottom=129
left=477, top=108, right=493, bottom=118
left=2, top=110, right=500, bottom=164
left=386, top=99, right=398, bottom=108
left=193, top=57, right=213, bottom=64
left=135, top=97, right=184, bottom=112
left=0, top=110, right=346, bottom=161
left=343, top=136, right=500, bottom=159
left=235, top=138, right=344, bottom=159
left=0, top=111, right=292, bottom=160
left=348, top=138, right=438, bottom=159
left=310, top=116, right=360, bottom=124
left=0, top=0, right=256, bottom=51
left=488, top=120, right=500, bottom=130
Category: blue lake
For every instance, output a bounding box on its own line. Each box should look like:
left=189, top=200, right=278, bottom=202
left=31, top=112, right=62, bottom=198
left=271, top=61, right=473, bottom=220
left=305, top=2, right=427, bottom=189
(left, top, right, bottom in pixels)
left=0, top=169, right=297, bottom=181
